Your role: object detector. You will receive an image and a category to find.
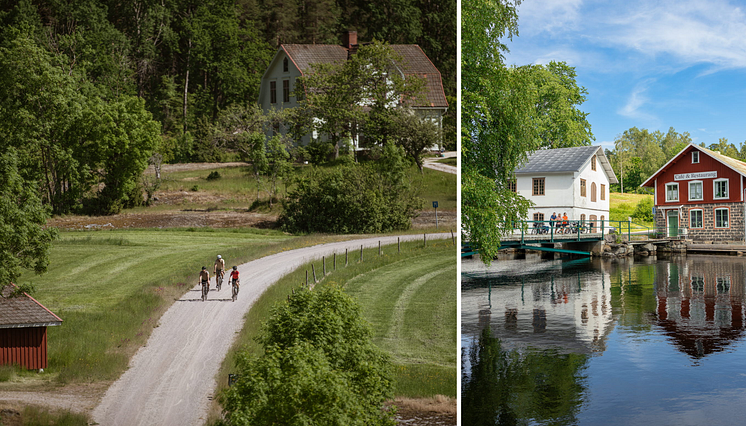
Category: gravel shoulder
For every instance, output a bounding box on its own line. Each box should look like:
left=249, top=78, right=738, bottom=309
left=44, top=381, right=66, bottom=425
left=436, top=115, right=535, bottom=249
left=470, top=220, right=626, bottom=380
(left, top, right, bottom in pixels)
left=90, top=233, right=450, bottom=426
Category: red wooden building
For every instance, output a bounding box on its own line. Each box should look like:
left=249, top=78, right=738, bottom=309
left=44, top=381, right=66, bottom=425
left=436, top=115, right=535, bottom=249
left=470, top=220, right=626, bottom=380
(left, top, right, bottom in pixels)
left=642, top=143, right=746, bottom=241
left=0, top=283, right=62, bottom=370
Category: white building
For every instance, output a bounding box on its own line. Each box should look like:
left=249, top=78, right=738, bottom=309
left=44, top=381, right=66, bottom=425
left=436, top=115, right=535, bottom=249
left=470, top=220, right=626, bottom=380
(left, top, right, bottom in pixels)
left=258, top=31, right=448, bottom=148
left=513, top=146, right=618, bottom=229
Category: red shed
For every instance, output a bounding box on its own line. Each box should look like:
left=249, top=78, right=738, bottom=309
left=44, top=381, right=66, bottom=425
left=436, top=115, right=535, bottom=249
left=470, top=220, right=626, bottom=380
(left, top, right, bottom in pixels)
left=0, top=283, right=62, bottom=370
left=641, top=143, right=746, bottom=241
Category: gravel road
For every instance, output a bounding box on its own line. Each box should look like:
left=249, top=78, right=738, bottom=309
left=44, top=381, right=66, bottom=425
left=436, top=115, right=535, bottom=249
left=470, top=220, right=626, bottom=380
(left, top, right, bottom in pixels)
left=91, top=233, right=451, bottom=426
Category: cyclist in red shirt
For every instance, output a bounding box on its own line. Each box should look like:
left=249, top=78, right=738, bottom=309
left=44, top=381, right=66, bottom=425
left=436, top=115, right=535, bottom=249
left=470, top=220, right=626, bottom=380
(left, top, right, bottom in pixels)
left=229, top=266, right=240, bottom=301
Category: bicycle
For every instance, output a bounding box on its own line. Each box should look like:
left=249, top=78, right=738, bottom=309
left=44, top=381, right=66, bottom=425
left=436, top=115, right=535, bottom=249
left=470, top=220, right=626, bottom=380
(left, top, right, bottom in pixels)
left=231, top=279, right=240, bottom=302
left=201, top=280, right=209, bottom=302
left=215, top=271, right=224, bottom=291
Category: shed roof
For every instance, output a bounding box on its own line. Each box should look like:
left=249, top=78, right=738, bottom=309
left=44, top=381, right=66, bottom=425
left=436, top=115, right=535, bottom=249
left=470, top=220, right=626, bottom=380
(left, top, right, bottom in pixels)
left=641, top=143, right=746, bottom=187
left=0, top=284, right=62, bottom=329
left=279, top=43, right=448, bottom=109
left=515, top=146, right=619, bottom=184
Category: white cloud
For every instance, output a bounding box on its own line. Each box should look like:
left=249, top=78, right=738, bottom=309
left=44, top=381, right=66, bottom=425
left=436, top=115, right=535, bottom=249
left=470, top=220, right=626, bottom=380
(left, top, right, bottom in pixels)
left=516, top=0, right=584, bottom=35
left=618, top=82, right=658, bottom=123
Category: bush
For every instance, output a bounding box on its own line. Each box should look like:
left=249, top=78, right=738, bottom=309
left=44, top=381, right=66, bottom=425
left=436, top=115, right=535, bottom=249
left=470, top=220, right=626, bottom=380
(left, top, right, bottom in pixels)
left=220, top=287, right=396, bottom=426
left=632, top=196, right=654, bottom=221
left=306, top=141, right=335, bottom=165
left=206, top=171, right=222, bottom=181
left=279, top=162, right=423, bottom=234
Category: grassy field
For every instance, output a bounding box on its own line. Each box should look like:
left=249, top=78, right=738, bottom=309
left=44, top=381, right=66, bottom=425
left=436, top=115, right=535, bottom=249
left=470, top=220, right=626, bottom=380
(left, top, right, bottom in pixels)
left=609, top=192, right=655, bottom=231
left=145, top=163, right=457, bottom=212
left=14, top=228, right=295, bottom=383
left=211, top=239, right=457, bottom=422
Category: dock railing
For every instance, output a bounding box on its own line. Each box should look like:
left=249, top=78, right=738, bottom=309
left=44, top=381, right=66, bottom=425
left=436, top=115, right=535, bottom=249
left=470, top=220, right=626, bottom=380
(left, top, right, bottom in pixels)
left=510, top=219, right=654, bottom=243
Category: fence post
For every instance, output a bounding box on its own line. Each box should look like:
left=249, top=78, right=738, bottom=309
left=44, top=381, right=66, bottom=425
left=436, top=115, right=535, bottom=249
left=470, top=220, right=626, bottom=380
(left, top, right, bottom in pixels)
left=323, top=256, right=326, bottom=276
left=451, top=229, right=455, bottom=245
left=305, top=270, right=308, bottom=286
left=334, top=253, right=336, bottom=271
left=398, top=237, right=400, bottom=253
left=312, top=264, right=317, bottom=283
left=346, top=248, right=348, bottom=266
left=379, top=241, right=381, bottom=256
left=424, top=233, right=427, bottom=247
left=360, top=245, right=363, bottom=262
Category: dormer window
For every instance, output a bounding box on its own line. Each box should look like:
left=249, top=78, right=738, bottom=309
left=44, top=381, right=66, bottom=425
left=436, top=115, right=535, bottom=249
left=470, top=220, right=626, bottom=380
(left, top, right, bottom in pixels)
left=692, top=151, right=699, bottom=164
left=283, top=57, right=289, bottom=73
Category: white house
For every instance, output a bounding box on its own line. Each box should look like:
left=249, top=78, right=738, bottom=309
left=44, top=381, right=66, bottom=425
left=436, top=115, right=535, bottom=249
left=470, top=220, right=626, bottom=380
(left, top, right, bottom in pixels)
left=513, top=146, right=619, bottom=229
left=258, top=31, right=448, bottom=148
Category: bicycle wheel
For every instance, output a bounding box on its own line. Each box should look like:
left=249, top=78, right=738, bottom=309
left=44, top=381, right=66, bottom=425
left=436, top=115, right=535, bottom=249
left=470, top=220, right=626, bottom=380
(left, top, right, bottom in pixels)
left=202, top=282, right=208, bottom=301
left=216, top=273, right=222, bottom=291
left=232, top=285, right=237, bottom=302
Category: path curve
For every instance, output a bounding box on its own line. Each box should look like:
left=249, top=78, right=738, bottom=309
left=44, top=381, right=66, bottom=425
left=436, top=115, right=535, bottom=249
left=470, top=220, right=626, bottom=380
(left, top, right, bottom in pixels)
left=92, top=233, right=450, bottom=426
left=423, top=151, right=456, bottom=175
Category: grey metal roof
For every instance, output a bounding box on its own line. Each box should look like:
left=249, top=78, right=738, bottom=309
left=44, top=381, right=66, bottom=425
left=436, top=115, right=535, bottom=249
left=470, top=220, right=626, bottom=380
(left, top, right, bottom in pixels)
left=514, top=146, right=619, bottom=184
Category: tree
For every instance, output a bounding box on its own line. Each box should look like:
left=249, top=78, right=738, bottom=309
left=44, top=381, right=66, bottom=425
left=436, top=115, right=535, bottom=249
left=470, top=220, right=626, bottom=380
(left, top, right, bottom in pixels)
left=0, top=149, right=58, bottom=289
left=221, top=286, right=396, bottom=426
left=461, top=0, right=539, bottom=264
left=391, top=109, right=440, bottom=173
left=524, top=62, right=594, bottom=149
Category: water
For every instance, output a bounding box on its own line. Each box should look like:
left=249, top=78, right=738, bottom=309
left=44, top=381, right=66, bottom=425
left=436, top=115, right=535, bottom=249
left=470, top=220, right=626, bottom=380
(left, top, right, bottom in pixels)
left=461, top=253, right=746, bottom=426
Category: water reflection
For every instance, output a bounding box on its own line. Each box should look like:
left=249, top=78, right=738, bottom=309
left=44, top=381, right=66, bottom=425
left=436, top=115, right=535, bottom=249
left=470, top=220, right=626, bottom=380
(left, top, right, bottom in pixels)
left=462, top=254, right=746, bottom=425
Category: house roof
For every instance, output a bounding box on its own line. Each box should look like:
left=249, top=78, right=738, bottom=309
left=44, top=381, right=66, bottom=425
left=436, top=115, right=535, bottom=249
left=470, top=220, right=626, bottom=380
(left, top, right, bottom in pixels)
left=641, top=143, right=746, bottom=187
left=0, top=284, right=62, bottom=329
left=279, top=43, right=448, bottom=109
left=514, top=146, right=619, bottom=184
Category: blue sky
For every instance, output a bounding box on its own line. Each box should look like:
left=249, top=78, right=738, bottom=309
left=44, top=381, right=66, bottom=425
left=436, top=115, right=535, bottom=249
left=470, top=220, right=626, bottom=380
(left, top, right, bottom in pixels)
left=503, top=0, right=746, bottom=152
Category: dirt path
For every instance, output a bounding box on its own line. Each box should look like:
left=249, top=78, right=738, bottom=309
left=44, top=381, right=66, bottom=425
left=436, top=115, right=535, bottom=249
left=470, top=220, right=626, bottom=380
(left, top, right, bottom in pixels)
left=91, top=233, right=451, bottom=426
left=423, top=151, right=457, bottom=175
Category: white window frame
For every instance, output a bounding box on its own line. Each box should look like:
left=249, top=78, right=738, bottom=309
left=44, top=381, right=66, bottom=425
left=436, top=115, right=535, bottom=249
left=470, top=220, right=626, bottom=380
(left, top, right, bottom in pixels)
left=688, top=180, right=703, bottom=201
left=665, top=182, right=679, bottom=202
left=690, top=209, right=703, bottom=229
left=715, top=207, right=729, bottom=229
left=692, top=151, right=699, bottom=164
left=714, top=178, right=729, bottom=200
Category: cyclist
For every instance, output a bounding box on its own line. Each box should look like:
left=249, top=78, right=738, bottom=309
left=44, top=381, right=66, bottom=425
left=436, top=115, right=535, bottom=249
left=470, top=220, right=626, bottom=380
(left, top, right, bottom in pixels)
left=229, top=266, right=240, bottom=301
left=214, top=255, right=225, bottom=286
left=199, top=266, right=210, bottom=301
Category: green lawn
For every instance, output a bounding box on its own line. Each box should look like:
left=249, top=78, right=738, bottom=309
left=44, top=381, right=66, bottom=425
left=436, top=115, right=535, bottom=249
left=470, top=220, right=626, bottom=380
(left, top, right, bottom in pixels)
left=16, top=228, right=293, bottom=383
left=214, top=239, right=457, bottom=419
left=609, top=192, right=655, bottom=231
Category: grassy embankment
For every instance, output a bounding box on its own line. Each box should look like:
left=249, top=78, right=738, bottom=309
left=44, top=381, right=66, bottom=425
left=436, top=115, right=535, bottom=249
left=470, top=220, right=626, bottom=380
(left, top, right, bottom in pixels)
left=609, top=192, right=655, bottom=233
left=136, top=163, right=457, bottom=214
left=210, top=238, right=457, bottom=422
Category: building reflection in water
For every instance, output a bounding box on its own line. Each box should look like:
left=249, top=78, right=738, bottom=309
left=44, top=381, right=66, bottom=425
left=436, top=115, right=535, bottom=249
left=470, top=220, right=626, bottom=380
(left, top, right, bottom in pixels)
left=652, top=255, right=746, bottom=359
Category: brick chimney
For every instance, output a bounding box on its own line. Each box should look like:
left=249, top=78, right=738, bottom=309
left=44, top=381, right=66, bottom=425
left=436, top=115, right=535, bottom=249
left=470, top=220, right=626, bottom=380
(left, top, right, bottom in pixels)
left=342, top=30, right=357, bottom=49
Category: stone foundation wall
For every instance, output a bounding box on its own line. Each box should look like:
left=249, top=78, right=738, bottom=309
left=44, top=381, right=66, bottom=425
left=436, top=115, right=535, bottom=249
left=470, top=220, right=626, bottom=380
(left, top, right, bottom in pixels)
left=656, top=203, right=745, bottom=242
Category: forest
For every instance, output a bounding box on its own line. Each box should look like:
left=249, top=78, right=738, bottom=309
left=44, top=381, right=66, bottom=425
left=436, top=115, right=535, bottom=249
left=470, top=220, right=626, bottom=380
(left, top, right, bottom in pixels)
left=0, top=0, right=455, bottom=215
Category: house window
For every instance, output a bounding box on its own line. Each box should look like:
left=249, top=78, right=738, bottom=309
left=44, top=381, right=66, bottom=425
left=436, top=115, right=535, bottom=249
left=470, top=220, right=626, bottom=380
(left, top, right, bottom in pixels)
left=714, top=179, right=729, bottom=199
left=715, top=208, right=729, bottom=228
left=692, top=151, right=699, bottom=164
left=690, top=209, right=703, bottom=228
left=533, top=178, right=545, bottom=196
left=283, top=57, right=289, bottom=72
left=688, top=181, right=703, bottom=201
left=282, top=79, right=290, bottom=103
left=600, top=184, right=606, bottom=200
left=533, top=213, right=544, bottom=222
left=591, top=182, right=597, bottom=202
left=270, top=81, right=277, bottom=104
left=580, top=179, right=586, bottom=197
left=580, top=214, right=586, bottom=223
left=591, top=155, right=596, bottom=171
left=665, top=183, right=679, bottom=202
left=508, top=180, right=516, bottom=192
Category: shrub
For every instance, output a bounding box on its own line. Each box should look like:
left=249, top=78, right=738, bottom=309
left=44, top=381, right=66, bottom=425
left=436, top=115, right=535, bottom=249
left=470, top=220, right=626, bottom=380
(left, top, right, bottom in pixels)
left=190, top=185, right=199, bottom=192
left=632, top=197, right=654, bottom=221
left=221, top=287, right=396, bottom=426
left=306, top=141, right=335, bottom=165
left=206, top=171, right=222, bottom=181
